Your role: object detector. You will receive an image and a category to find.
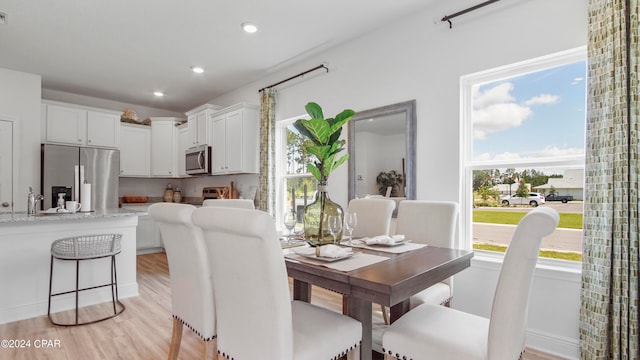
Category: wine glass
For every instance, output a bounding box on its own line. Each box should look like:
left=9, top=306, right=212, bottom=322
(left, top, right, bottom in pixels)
left=283, top=211, right=297, bottom=244
left=327, top=214, right=343, bottom=245
left=344, top=211, right=357, bottom=245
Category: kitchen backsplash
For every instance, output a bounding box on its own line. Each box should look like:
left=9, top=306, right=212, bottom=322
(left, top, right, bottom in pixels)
left=119, top=174, right=259, bottom=202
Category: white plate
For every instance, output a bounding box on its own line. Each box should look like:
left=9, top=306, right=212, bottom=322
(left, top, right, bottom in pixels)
left=364, top=239, right=412, bottom=247
left=292, top=247, right=355, bottom=262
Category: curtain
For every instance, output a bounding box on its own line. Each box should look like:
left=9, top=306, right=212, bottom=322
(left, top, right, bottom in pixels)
left=257, top=89, right=277, bottom=216
left=581, top=0, right=639, bottom=358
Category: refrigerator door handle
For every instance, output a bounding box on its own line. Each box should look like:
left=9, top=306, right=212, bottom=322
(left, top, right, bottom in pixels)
left=74, top=165, right=80, bottom=201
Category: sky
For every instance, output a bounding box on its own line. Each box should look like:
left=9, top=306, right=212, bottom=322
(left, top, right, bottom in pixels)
left=472, top=60, right=587, bottom=162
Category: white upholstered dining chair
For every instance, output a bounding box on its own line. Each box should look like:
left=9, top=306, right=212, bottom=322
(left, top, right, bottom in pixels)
left=347, top=198, right=396, bottom=238
left=192, top=206, right=362, bottom=360
left=148, top=203, right=216, bottom=360
left=202, top=198, right=255, bottom=209
left=395, top=200, right=459, bottom=308
left=382, top=206, right=560, bottom=360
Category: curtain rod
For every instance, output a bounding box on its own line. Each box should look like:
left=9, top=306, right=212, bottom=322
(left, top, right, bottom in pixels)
left=441, top=0, right=501, bottom=28
left=258, top=64, right=328, bottom=93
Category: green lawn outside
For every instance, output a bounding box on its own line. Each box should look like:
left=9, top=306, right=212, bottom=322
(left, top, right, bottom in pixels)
left=473, top=210, right=583, bottom=229
left=473, top=243, right=583, bottom=262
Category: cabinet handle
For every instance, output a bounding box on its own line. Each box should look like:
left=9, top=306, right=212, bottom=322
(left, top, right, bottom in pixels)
left=1, top=202, right=9, bottom=207
left=78, top=139, right=82, bottom=142
left=88, top=139, right=92, bottom=143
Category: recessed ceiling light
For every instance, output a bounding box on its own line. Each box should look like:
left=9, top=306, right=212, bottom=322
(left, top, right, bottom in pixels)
left=241, top=22, right=258, bottom=34
left=153, top=91, right=164, bottom=97
left=191, top=66, right=204, bottom=74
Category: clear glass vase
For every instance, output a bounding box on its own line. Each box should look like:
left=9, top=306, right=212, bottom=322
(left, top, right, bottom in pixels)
left=303, top=184, right=344, bottom=247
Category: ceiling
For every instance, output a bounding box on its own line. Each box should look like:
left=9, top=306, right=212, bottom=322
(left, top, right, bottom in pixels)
left=0, top=0, right=438, bottom=113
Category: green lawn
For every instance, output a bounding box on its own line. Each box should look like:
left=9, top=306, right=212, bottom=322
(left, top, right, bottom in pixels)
left=473, top=210, right=583, bottom=229
left=473, top=243, right=583, bottom=262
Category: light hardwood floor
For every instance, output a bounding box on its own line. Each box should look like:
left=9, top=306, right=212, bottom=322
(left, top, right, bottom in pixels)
left=0, top=252, right=564, bottom=359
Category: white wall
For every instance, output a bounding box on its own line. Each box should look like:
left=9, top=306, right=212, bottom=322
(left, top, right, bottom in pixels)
left=209, top=0, right=587, bottom=357
left=0, top=68, right=42, bottom=212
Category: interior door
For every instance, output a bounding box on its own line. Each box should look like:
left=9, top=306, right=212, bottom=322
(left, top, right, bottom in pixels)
left=0, top=120, right=13, bottom=212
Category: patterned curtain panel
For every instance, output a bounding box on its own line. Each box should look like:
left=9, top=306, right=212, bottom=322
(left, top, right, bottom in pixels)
left=257, top=89, right=277, bottom=216
left=581, top=0, right=639, bottom=358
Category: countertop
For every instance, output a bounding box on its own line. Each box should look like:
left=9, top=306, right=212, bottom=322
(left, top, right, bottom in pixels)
left=0, top=208, right=144, bottom=224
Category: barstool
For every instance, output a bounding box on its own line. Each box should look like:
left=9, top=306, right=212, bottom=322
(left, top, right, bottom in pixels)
left=47, top=234, right=125, bottom=326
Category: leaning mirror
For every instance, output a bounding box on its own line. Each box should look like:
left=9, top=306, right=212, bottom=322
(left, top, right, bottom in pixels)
left=348, top=100, right=416, bottom=202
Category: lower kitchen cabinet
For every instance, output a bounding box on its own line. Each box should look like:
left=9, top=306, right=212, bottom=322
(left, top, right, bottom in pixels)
left=136, top=215, right=163, bottom=252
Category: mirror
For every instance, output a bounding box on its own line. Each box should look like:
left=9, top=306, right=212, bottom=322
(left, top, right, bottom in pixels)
left=348, top=100, right=416, bottom=202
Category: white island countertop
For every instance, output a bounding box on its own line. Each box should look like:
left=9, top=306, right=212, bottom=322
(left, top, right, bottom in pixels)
left=0, top=208, right=145, bottom=224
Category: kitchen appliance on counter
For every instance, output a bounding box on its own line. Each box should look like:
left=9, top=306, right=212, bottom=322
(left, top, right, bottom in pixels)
left=185, top=145, right=212, bottom=175
left=202, top=186, right=224, bottom=200
left=41, top=144, right=120, bottom=211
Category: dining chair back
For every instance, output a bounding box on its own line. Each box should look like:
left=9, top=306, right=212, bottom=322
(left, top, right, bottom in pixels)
left=348, top=198, right=396, bottom=237
left=395, top=200, right=458, bottom=308
left=192, top=206, right=362, bottom=360
left=382, top=206, right=560, bottom=360
left=148, top=203, right=215, bottom=360
left=202, top=198, right=255, bottom=209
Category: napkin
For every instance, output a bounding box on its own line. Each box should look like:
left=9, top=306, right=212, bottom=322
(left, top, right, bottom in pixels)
left=364, top=234, right=405, bottom=245
left=45, top=208, right=70, bottom=214
left=319, top=244, right=353, bottom=258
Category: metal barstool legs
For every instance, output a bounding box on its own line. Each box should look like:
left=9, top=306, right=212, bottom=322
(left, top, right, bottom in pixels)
left=47, top=234, right=125, bottom=326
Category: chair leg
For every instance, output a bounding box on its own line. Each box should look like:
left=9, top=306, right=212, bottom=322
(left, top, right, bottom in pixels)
left=201, top=338, right=210, bottom=360
left=168, top=318, right=183, bottom=360
left=211, top=338, right=218, bottom=359
left=384, top=353, right=396, bottom=360
left=346, top=345, right=360, bottom=360
left=342, top=294, right=349, bottom=315
left=381, top=304, right=390, bottom=325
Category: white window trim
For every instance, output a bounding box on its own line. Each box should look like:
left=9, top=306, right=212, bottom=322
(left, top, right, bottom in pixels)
left=459, top=46, right=587, bottom=269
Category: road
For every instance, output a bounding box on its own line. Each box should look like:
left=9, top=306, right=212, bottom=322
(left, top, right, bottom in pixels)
left=473, top=202, right=583, bottom=253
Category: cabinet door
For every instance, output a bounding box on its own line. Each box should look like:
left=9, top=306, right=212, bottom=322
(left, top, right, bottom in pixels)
left=151, top=120, right=176, bottom=176
left=187, top=114, right=198, bottom=147
left=120, top=125, right=150, bottom=176
left=177, top=126, right=189, bottom=177
left=87, top=111, right=119, bottom=148
left=45, top=104, right=87, bottom=145
left=196, top=110, right=208, bottom=145
left=211, top=114, right=227, bottom=174
left=224, top=110, right=244, bottom=173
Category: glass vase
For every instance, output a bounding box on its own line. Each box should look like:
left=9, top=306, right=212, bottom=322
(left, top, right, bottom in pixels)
left=303, top=184, right=344, bottom=247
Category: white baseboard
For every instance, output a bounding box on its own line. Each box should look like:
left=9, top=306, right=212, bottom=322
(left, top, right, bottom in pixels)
left=0, top=283, right=138, bottom=325
left=527, top=327, right=580, bottom=359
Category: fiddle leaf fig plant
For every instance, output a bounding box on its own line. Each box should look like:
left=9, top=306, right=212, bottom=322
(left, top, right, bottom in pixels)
left=293, top=102, right=355, bottom=184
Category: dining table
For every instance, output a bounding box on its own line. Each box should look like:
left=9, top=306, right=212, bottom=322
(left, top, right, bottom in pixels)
left=284, top=242, right=474, bottom=360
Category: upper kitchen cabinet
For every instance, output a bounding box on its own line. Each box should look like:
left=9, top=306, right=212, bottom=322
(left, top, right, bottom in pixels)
left=184, top=104, right=221, bottom=148
left=119, top=124, right=151, bottom=177
left=209, top=103, right=259, bottom=175
left=150, top=117, right=182, bottom=177
left=177, top=125, right=190, bottom=177
left=43, top=101, right=120, bottom=148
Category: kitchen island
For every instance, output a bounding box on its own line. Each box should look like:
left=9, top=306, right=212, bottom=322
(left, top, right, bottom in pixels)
left=0, top=209, right=142, bottom=324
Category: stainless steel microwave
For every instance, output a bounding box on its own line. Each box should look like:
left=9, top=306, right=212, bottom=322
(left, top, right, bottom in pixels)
left=185, top=145, right=212, bottom=175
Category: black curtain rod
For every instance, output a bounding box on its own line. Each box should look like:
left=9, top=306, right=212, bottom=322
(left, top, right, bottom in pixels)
left=258, top=64, right=328, bottom=93
left=441, top=0, right=501, bottom=28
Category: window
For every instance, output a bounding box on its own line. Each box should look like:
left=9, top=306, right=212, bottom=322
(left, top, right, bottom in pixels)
left=461, top=47, right=586, bottom=262
left=275, top=117, right=317, bottom=229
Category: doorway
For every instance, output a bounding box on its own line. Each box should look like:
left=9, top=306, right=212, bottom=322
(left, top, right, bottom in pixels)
left=0, top=119, right=13, bottom=212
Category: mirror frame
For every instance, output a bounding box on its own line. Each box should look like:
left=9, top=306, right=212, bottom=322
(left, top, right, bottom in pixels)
left=348, top=100, right=417, bottom=201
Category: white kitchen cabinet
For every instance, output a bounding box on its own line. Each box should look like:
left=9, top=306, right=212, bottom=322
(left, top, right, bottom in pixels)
left=119, top=124, right=151, bottom=177
left=150, top=117, right=181, bottom=177
left=185, top=104, right=220, bottom=148
left=209, top=103, right=259, bottom=175
left=177, top=125, right=190, bottom=177
left=136, top=215, right=163, bottom=251
left=43, top=101, right=119, bottom=148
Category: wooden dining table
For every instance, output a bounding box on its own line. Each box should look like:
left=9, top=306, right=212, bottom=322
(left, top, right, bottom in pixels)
left=284, top=244, right=474, bottom=360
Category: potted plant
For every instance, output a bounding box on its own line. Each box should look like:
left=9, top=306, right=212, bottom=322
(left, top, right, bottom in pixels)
left=293, top=102, right=354, bottom=247
left=376, top=170, right=404, bottom=197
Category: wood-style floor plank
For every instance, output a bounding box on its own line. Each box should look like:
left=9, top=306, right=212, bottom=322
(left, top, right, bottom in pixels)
left=0, top=252, right=565, bottom=359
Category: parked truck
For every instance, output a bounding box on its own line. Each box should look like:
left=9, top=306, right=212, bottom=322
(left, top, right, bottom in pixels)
left=545, top=194, right=574, bottom=203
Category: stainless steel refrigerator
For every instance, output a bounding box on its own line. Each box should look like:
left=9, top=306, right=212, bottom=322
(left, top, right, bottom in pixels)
left=41, top=144, right=120, bottom=211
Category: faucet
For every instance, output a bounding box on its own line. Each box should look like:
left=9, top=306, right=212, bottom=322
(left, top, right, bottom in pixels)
left=27, top=187, right=44, bottom=216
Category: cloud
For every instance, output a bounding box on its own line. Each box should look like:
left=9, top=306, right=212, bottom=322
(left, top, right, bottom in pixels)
left=472, top=82, right=559, bottom=140
left=523, top=94, right=559, bottom=106
left=473, top=146, right=584, bottom=162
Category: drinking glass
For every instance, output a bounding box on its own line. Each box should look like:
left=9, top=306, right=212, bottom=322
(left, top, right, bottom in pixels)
left=327, top=214, right=343, bottom=245
left=344, top=211, right=357, bottom=245
left=283, top=211, right=297, bottom=244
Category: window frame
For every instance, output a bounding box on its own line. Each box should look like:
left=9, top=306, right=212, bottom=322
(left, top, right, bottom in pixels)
left=459, top=46, right=586, bottom=270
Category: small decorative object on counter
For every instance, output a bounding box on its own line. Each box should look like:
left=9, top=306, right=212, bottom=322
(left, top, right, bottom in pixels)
left=163, top=184, right=174, bottom=202
left=120, top=108, right=141, bottom=124
left=27, top=187, right=44, bottom=216
left=172, top=188, right=182, bottom=203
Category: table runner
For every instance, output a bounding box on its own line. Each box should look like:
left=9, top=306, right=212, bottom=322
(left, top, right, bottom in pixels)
left=285, top=252, right=389, bottom=272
